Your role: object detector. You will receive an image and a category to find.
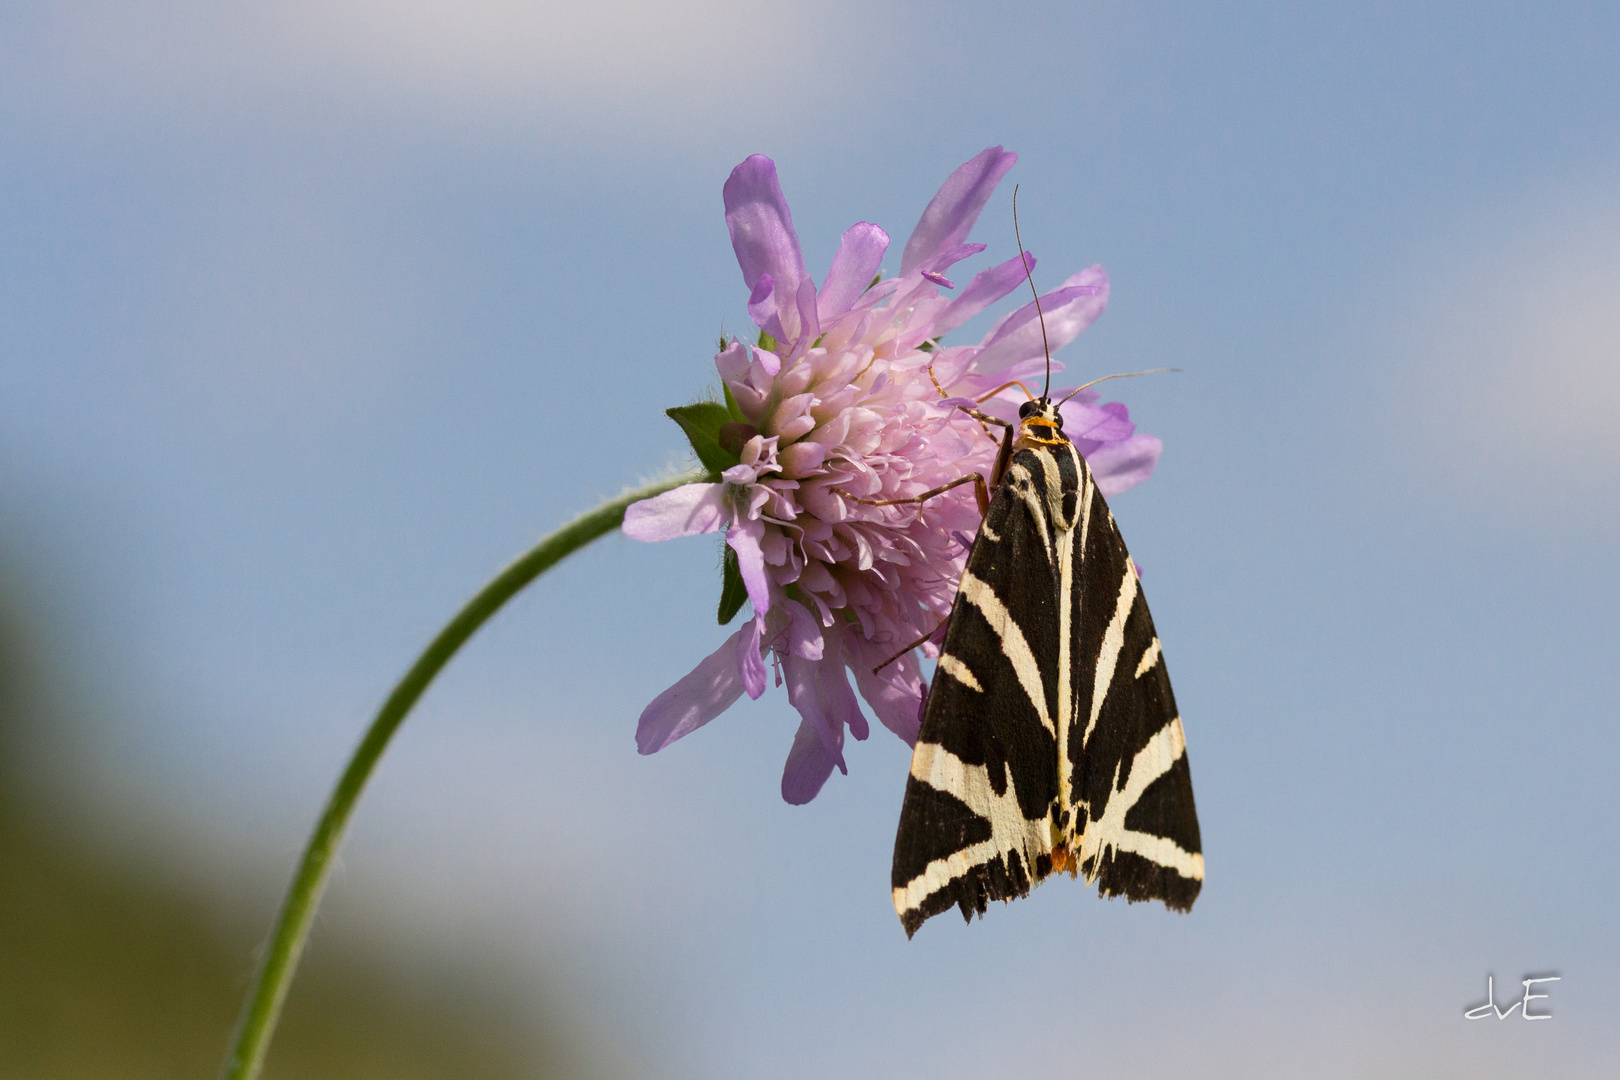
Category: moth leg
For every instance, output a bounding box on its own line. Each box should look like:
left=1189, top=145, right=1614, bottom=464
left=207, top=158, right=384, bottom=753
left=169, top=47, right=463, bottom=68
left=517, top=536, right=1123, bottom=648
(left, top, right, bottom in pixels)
left=972, top=379, right=1035, bottom=404
left=926, top=360, right=1015, bottom=445
left=954, top=405, right=1013, bottom=447
left=843, top=412, right=1015, bottom=515
left=986, top=418, right=1014, bottom=488
left=846, top=472, right=992, bottom=516
left=871, top=619, right=950, bottom=675
left=955, top=406, right=1013, bottom=428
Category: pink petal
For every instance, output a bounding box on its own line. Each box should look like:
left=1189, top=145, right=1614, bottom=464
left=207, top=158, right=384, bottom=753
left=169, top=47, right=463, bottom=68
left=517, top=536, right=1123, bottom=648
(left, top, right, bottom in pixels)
left=725, top=155, right=809, bottom=339
left=971, top=266, right=1110, bottom=374
left=900, top=147, right=1018, bottom=276
left=747, top=272, right=778, bottom=336
left=1086, top=433, right=1162, bottom=496
left=1060, top=398, right=1135, bottom=443
left=783, top=598, right=825, bottom=660
left=637, top=631, right=746, bottom=753
left=720, top=462, right=758, bottom=485
left=739, top=432, right=780, bottom=470
left=715, top=337, right=753, bottom=382
left=850, top=640, right=926, bottom=745
left=816, top=646, right=870, bottom=743
left=955, top=356, right=1065, bottom=407
left=725, top=515, right=772, bottom=615
left=780, top=718, right=839, bottom=804
left=738, top=617, right=767, bottom=700
left=622, top=484, right=726, bottom=541
left=918, top=241, right=986, bottom=277
left=783, top=653, right=847, bottom=771
left=778, top=440, right=828, bottom=477
left=794, top=276, right=820, bottom=346
left=932, top=252, right=1036, bottom=338
left=819, top=222, right=890, bottom=323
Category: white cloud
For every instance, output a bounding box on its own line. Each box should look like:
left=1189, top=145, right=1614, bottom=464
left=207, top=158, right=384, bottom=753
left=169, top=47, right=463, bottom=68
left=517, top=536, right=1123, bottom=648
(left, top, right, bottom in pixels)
left=1400, top=188, right=1620, bottom=501
left=7, top=1, right=868, bottom=133
left=282, top=0, right=808, bottom=107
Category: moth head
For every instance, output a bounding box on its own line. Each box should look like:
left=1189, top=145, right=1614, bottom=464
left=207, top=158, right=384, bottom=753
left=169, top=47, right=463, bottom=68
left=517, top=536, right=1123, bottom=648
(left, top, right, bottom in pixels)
left=1018, top=397, right=1064, bottom=425
left=1016, top=397, right=1067, bottom=445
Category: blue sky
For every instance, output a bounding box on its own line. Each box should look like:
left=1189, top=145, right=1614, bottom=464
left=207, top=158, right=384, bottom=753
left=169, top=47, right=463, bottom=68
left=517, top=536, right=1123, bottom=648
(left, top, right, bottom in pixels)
left=3, top=2, right=1618, bottom=1076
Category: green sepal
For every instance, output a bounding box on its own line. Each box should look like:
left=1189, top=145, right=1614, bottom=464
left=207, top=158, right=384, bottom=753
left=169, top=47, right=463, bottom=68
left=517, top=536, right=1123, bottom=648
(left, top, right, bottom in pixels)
left=666, top=402, right=741, bottom=477
left=722, top=382, right=746, bottom=422
left=717, top=544, right=748, bottom=625
left=757, top=329, right=779, bottom=353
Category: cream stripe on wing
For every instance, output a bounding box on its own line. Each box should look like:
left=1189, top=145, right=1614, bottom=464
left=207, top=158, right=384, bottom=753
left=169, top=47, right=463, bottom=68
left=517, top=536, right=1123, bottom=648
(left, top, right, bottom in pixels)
left=1112, top=830, right=1204, bottom=881
left=1135, top=637, right=1162, bottom=678
left=1006, top=461, right=1054, bottom=564
left=907, top=741, right=1034, bottom=833
left=958, top=570, right=1055, bottom=737
left=893, top=837, right=1005, bottom=916
left=1053, top=446, right=1086, bottom=827
left=937, top=653, right=983, bottom=692
left=893, top=741, right=1050, bottom=915
left=1084, top=564, right=1139, bottom=747
left=1076, top=717, right=1202, bottom=881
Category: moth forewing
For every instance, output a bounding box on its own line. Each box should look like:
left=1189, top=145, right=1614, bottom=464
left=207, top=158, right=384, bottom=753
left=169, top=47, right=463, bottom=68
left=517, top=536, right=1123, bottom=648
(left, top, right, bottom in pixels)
left=891, top=397, right=1202, bottom=936
left=1060, top=452, right=1202, bottom=909
left=890, top=442, right=1069, bottom=937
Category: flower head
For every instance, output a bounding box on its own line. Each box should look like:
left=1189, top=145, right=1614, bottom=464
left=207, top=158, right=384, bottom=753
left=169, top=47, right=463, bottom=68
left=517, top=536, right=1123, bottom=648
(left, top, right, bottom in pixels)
left=624, top=148, right=1163, bottom=803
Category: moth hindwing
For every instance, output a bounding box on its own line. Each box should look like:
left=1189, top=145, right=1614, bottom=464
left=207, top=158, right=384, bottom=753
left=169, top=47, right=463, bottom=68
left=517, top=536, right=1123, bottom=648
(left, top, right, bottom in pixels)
left=891, top=397, right=1202, bottom=937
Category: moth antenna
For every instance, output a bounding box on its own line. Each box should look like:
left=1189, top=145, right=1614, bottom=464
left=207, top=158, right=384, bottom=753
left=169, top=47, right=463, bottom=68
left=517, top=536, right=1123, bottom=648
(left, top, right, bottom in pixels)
left=1012, top=185, right=1053, bottom=400
left=1055, top=367, right=1181, bottom=408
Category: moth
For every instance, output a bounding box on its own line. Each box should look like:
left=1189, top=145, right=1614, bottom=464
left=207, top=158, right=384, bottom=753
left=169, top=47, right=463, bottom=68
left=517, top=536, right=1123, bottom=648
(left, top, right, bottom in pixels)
left=887, top=209, right=1202, bottom=937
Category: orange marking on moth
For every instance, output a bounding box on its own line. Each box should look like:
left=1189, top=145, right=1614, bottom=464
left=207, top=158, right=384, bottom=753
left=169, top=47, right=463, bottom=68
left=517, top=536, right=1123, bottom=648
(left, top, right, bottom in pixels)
left=1016, top=415, right=1069, bottom=448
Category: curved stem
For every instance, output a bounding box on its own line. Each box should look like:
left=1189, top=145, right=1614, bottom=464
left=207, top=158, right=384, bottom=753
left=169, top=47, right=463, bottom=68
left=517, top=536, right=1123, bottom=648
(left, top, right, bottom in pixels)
left=218, top=470, right=706, bottom=1080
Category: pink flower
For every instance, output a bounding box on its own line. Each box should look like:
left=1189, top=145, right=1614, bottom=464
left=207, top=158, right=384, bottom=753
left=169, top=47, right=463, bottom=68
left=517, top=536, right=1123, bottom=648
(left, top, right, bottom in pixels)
left=623, top=148, right=1163, bottom=803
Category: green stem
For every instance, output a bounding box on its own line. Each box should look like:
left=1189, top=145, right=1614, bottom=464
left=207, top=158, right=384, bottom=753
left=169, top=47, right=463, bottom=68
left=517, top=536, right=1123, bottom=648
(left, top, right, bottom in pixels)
left=218, top=470, right=706, bottom=1080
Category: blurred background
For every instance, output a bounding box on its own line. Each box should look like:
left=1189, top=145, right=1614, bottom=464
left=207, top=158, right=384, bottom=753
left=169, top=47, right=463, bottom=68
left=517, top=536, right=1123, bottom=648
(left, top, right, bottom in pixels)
left=2, top=2, right=1617, bottom=1076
